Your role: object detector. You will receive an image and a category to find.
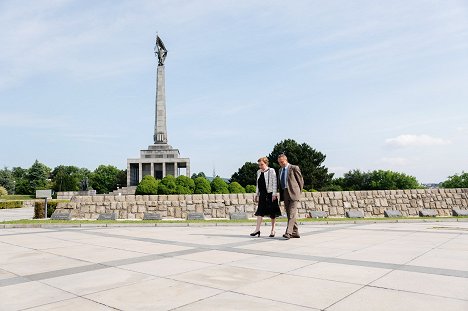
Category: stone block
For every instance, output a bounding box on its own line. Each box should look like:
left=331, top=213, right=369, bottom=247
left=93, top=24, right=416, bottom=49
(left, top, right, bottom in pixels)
left=346, top=210, right=364, bottom=218
left=384, top=210, right=402, bottom=217
left=187, top=212, right=205, bottom=220
left=419, top=209, right=437, bottom=217
left=230, top=212, right=248, bottom=220
left=452, top=209, right=468, bottom=216
left=97, top=213, right=116, bottom=220
left=143, top=212, right=162, bottom=220
left=309, top=211, right=328, bottom=218
left=51, top=211, right=72, bottom=220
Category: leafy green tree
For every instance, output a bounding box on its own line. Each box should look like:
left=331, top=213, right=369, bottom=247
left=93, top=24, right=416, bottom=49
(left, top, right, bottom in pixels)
left=441, top=172, right=468, bottom=188
left=27, top=160, right=51, bottom=192
left=333, top=170, right=369, bottom=191
left=368, top=170, right=421, bottom=190
left=158, top=175, right=177, bottom=195
left=89, top=165, right=121, bottom=194
left=228, top=181, right=246, bottom=193
left=135, top=175, right=159, bottom=195
left=191, top=172, right=206, bottom=179
left=51, top=165, right=90, bottom=192
left=176, top=175, right=195, bottom=194
left=117, top=169, right=127, bottom=188
left=194, top=177, right=211, bottom=194
left=211, top=176, right=229, bottom=194
left=268, top=139, right=334, bottom=190
left=245, top=185, right=256, bottom=193
left=0, top=167, right=15, bottom=194
left=230, top=162, right=258, bottom=187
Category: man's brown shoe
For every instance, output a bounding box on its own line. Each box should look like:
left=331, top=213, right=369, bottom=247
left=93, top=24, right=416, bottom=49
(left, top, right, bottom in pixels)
left=291, top=234, right=301, bottom=238
left=282, top=233, right=291, bottom=240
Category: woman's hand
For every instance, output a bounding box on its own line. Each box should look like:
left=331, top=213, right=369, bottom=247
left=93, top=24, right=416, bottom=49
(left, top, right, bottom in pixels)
left=272, top=195, right=277, bottom=201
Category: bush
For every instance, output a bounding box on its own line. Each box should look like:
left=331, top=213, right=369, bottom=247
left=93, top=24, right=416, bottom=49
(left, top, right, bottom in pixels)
left=34, top=201, right=61, bottom=218
left=0, top=186, right=7, bottom=196
left=0, top=200, right=23, bottom=209
left=211, top=177, right=229, bottom=194
left=176, top=175, right=195, bottom=194
left=319, top=185, right=343, bottom=192
left=228, top=182, right=245, bottom=193
left=245, top=185, right=256, bottom=193
left=194, top=177, right=211, bottom=194
left=135, top=175, right=159, bottom=195
left=441, top=172, right=468, bottom=188
left=158, top=175, right=177, bottom=195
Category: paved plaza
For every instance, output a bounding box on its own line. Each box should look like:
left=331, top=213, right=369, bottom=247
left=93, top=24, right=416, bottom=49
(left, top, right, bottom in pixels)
left=1, top=221, right=468, bottom=310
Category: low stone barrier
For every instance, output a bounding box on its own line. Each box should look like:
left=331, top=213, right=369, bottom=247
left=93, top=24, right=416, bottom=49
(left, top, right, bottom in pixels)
left=53, top=188, right=468, bottom=220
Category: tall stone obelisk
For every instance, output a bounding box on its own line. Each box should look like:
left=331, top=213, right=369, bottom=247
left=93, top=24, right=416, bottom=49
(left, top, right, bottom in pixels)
left=126, top=35, right=190, bottom=188
left=154, top=35, right=168, bottom=144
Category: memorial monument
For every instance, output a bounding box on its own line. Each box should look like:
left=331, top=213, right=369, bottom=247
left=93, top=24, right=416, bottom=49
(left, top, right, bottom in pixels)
left=127, top=36, right=190, bottom=187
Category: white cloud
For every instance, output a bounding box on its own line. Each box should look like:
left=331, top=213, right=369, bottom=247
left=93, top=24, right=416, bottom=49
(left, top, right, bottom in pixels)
left=385, top=134, right=451, bottom=147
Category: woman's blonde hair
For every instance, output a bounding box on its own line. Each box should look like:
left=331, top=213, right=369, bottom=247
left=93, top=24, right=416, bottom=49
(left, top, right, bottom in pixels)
left=257, top=157, right=269, bottom=165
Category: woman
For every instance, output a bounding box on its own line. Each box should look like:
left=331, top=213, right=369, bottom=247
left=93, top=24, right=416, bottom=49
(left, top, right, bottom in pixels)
left=250, top=157, right=282, bottom=237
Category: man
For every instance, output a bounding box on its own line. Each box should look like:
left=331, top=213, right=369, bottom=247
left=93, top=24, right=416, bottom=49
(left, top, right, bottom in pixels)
left=278, top=153, right=304, bottom=239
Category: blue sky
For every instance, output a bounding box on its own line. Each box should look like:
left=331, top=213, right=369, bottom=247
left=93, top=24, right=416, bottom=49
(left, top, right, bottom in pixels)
left=1, top=0, right=467, bottom=183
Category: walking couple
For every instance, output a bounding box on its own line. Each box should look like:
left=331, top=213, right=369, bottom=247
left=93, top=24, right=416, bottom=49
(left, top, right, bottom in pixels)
left=250, top=153, right=304, bottom=240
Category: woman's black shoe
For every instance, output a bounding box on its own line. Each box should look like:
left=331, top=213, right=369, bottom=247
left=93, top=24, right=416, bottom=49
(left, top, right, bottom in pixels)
left=250, top=231, right=260, bottom=237
left=269, top=231, right=275, bottom=237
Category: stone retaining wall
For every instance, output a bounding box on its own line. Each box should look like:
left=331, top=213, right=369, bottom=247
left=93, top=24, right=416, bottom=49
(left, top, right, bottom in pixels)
left=54, top=188, right=468, bottom=220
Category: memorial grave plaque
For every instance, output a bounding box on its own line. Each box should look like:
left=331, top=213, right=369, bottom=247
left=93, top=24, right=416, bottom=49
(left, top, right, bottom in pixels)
left=346, top=210, right=364, bottom=218
left=452, top=209, right=468, bottom=216
left=230, top=212, right=248, bottom=220
left=51, top=211, right=71, bottom=220
left=143, top=213, right=162, bottom=220
left=98, top=213, right=116, bottom=220
left=419, top=209, right=437, bottom=217
left=384, top=210, right=402, bottom=218
left=309, top=211, right=328, bottom=218
left=187, top=212, right=205, bottom=220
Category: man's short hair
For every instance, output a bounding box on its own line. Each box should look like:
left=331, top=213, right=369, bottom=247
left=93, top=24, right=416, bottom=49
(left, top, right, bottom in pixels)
left=277, top=153, right=287, bottom=159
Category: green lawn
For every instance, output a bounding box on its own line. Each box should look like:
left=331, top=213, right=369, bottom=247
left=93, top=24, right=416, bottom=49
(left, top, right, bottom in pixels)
left=0, top=195, right=35, bottom=200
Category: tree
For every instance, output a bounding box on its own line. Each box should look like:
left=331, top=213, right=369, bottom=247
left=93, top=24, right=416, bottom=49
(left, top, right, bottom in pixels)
left=228, top=181, right=246, bottom=193
left=333, top=170, right=369, bottom=191
left=211, top=176, right=229, bottom=194
left=0, top=167, right=15, bottom=194
left=268, top=139, right=334, bottom=190
left=334, top=169, right=421, bottom=190
left=135, top=175, right=159, bottom=195
left=51, top=165, right=90, bottom=192
left=245, top=185, right=256, bottom=193
left=176, top=175, right=195, bottom=194
left=27, top=160, right=51, bottom=191
left=194, top=177, right=211, bottom=194
left=191, top=172, right=206, bottom=179
left=117, top=169, right=127, bottom=188
left=441, top=172, right=468, bottom=188
left=89, top=165, right=121, bottom=194
left=230, top=162, right=258, bottom=187
left=158, top=175, right=177, bottom=195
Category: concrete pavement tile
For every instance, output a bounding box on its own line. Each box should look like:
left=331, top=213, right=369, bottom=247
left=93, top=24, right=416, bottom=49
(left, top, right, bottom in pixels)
left=289, top=262, right=391, bottom=285
left=327, top=286, right=468, bottom=311
left=1, top=281, right=75, bottom=310
left=234, top=273, right=361, bottom=309
left=0, top=251, right=90, bottom=275
left=289, top=245, right=351, bottom=257
left=0, top=268, right=17, bottom=280
left=41, top=267, right=155, bottom=295
left=438, top=236, right=468, bottom=251
left=81, top=236, right=192, bottom=255
left=0, top=235, right=82, bottom=250
left=84, top=278, right=222, bottom=311
left=120, top=257, right=215, bottom=277
left=407, top=248, right=468, bottom=270
left=337, top=245, right=430, bottom=264
left=170, top=265, right=278, bottom=290
left=370, top=270, right=468, bottom=300
left=173, top=292, right=318, bottom=310
left=27, top=297, right=113, bottom=310
left=45, top=244, right=144, bottom=263
left=177, top=249, right=256, bottom=264
left=226, top=254, right=313, bottom=273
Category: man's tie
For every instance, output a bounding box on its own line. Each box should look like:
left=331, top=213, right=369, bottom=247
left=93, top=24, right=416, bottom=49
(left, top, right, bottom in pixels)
left=280, top=168, right=286, bottom=189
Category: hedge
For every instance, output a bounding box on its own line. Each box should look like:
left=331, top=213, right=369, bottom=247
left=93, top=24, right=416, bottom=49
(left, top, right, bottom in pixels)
left=0, top=200, right=23, bottom=209
left=34, top=201, right=61, bottom=218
